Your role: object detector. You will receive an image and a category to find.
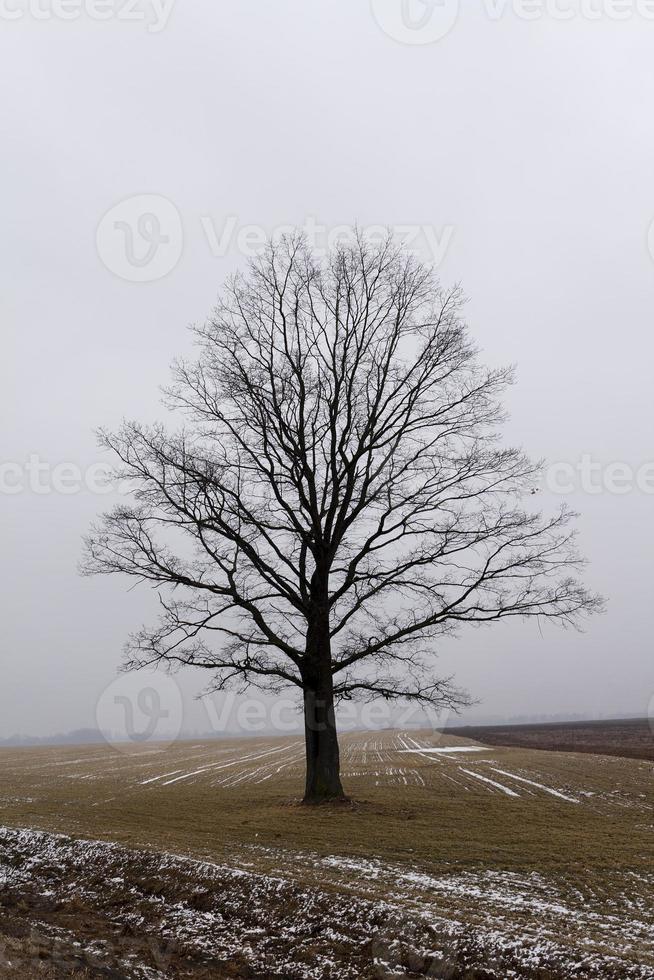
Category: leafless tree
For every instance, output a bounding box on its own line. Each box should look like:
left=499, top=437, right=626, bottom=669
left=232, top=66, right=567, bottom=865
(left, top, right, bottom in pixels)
left=83, top=235, right=602, bottom=802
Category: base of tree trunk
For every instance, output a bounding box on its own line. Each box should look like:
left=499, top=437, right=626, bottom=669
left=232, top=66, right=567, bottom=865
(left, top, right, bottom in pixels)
left=300, top=793, right=352, bottom=807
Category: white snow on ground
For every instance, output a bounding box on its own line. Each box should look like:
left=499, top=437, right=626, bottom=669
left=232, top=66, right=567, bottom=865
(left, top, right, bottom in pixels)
left=158, top=742, right=296, bottom=785
left=215, top=742, right=305, bottom=787
left=458, top=768, right=520, bottom=797
left=486, top=767, right=580, bottom=803
left=398, top=747, right=490, bottom=754
left=347, top=733, right=625, bottom=802
left=2, top=826, right=652, bottom=980
left=245, top=843, right=654, bottom=979
left=140, top=768, right=187, bottom=785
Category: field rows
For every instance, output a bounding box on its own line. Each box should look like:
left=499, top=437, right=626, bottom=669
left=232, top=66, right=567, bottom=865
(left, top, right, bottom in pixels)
left=0, top=728, right=652, bottom=978
left=2, top=729, right=650, bottom=817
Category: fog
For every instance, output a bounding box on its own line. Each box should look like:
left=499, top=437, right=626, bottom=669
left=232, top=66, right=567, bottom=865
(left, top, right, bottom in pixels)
left=2, top=2, right=653, bottom=739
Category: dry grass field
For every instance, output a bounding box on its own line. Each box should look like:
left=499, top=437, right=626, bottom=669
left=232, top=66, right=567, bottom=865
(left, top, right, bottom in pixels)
left=0, top=728, right=652, bottom=978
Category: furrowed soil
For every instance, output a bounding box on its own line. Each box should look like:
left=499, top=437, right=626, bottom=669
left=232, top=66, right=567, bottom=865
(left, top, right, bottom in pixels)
left=451, top=717, right=654, bottom=761
left=0, top=728, right=652, bottom=978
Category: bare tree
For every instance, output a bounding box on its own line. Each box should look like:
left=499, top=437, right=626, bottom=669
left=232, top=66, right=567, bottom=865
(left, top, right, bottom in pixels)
left=83, top=235, right=601, bottom=803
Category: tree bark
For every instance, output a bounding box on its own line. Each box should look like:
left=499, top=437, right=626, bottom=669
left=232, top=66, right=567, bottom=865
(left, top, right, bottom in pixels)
left=302, top=598, right=346, bottom=803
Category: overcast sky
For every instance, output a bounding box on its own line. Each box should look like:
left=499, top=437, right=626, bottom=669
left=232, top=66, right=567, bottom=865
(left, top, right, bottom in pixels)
left=2, top=1, right=653, bottom=739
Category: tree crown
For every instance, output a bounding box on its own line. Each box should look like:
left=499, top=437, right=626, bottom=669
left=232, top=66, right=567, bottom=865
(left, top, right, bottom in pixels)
left=83, top=235, right=602, bottom=708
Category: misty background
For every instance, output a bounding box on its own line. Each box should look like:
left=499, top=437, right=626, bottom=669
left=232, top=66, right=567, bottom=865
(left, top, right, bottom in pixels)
left=2, top=2, right=653, bottom=740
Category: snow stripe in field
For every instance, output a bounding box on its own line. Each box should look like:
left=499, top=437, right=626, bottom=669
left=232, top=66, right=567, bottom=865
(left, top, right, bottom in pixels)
left=488, top=768, right=579, bottom=803
left=396, top=734, right=445, bottom=764
left=398, top=747, right=490, bottom=755
left=459, top=768, right=520, bottom=797
left=217, top=744, right=303, bottom=787
left=161, top=743, right=292, bottom=786
left=140, top=768, right=187, bottom=785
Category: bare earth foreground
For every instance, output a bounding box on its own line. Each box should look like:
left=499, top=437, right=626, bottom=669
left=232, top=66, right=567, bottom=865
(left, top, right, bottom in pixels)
left=0, top=728, right=652, bottom=979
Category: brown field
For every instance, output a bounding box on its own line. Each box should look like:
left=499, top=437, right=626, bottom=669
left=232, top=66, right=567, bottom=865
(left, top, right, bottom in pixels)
left=0, top=728, right=652, bottom=978
left=451, top=717, right=654, bottom=761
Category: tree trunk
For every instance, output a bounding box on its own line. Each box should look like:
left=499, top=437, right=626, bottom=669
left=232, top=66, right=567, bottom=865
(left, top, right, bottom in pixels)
left=302, top=599, right=346, bottom=803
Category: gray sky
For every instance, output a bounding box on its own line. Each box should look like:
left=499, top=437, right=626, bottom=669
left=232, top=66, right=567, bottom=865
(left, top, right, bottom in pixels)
left=2, top=1, right=653, bottom=738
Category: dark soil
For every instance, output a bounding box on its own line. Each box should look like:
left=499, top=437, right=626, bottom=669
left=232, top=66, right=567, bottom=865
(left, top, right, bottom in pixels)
left=451, top=717, right=654, bottom=761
